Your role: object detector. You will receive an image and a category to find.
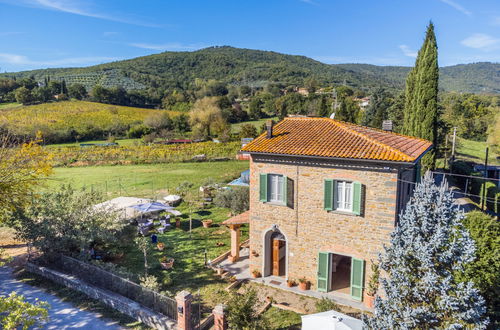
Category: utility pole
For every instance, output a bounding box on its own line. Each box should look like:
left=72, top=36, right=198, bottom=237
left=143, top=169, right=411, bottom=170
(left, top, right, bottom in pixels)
left=450, top=127, right=457, bottom=170
left=481, top=147, right=489, bottom=211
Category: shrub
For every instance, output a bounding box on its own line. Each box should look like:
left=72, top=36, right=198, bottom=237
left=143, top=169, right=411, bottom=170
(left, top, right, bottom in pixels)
left=315, top=297, right=340, bottom=313
left=162, top=273, right=173, bottom=288
left=139, top=275, right=160, bottom=291
left=239, top=123, right=258, bottom=138
left=127, top=124, right=150, bottom=138
left=461, top=211, right=500, bottom=327
left=226, top=288, right=268, bottom=329
left=214, top=186, right=249, bottom=215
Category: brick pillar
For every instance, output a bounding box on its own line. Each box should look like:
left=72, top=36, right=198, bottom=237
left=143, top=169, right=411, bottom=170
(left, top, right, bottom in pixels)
left=213, top=304, right=227, bottom=330
left=228, top=225, right=241, bottom=263
left=176, top=290, right=192, bottom=330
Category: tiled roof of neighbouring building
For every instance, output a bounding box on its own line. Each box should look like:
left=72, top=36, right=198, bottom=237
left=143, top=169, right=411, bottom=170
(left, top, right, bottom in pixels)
left=241, top=117, right=432, bottom=163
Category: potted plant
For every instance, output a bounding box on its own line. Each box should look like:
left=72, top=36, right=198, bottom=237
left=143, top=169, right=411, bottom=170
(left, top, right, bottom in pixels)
left=286, top=279, right=296, bottom=287
left=202, top=219, right=213, bottom=228
left=159, top=256, right=175, bottom=270
left=251, top=269, right=261, bottom=278
left=364, top=262, right=380, bottom=309
left=157, top=242, right=165, bottom=251
left=298, top=277, right=310, bottom=290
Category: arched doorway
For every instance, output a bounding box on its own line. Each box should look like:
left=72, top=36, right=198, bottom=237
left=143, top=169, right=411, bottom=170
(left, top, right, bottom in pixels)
left=263, top=227, right=287, bottom=277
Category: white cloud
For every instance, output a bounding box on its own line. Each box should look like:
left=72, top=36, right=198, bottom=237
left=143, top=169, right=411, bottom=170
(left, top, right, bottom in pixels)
left=0, top=53, right=118, bottom=67
left=128, top=42, right=205, bottom=51
left=461, top=33, right=500, bottom=50
left=0, top=0, right=160, bottom=27
left=399, top=45, right=417, bottom=58
left=438, top=0, right=472, bottom=16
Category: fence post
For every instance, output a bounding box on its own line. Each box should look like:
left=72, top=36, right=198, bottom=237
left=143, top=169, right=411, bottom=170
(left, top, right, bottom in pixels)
left=213, top=304, right=227, bottom=330
left=176, top=290, right=193, bottom=330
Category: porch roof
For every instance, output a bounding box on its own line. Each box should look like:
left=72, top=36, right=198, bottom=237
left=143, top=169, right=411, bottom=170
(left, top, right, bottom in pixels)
left=222, top=211, right=250, bottom=225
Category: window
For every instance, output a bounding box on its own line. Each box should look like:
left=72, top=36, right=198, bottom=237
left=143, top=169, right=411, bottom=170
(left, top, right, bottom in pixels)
left=260, top=173, right=292, bottom=206
left=268, top=174, right=284, bottom=203
left=324, top=179, right=362, bottom=215
left=335, top=181, right=353, bottom=211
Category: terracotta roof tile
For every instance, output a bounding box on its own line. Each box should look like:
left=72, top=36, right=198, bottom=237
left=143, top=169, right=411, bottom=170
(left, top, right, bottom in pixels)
left=241, top=117, right=432, bottom=163
left=222, top=211, right=250, bottom=225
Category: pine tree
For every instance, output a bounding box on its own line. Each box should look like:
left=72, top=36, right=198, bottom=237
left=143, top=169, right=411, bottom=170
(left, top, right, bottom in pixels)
left=402, top=22, right=439, bottom=170
left=366, top=173, right=489, bottom=329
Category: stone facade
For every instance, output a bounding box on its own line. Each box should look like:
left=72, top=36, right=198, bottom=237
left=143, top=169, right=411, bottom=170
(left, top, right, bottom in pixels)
left=248, top=155, right=412, bottom=300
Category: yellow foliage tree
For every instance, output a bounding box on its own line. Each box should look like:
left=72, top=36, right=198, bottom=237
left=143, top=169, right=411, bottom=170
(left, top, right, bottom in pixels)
left=0, top=133, right=53, bottom=214
left=189, top=97, right=228, bottom=139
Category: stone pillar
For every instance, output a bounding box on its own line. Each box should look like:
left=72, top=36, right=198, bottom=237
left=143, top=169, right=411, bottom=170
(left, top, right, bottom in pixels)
left=228, top=224, right=241, bottom=263
left=213, top=304, right=227, bottom=330
left=176, top=290, right=192, bottom=330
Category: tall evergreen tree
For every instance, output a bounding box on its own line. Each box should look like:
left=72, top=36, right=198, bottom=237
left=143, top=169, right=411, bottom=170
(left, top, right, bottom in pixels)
left=317, top=95, right=329, bottom=117
left=402, top=22, right=439, bottom=170
left=366, top=173, right=489, bottom=329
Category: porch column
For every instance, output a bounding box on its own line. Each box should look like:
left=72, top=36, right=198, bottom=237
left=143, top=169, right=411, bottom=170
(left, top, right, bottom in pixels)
left=228, top=224, right=241, bottom=263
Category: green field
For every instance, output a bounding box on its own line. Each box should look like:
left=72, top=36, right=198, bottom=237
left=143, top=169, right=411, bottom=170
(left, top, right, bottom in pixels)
left=456, top=137, right=499, bottom=165
left=45, top=138, right=141, bottom=148
left=46, top=161, right=249, bottom=198
left=0, top=102, right=21, bottom=110
left=231, top=117, right=278, bottom=133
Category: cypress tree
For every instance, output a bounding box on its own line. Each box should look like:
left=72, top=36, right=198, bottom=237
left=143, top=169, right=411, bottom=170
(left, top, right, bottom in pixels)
left=317, top=95, right=329, bottom=117
left=402, top=22, right=439, bottom=170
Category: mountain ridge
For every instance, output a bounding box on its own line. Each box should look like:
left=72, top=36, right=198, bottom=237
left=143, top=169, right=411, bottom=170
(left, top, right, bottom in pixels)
left=2, top=46, right=499, bottom=94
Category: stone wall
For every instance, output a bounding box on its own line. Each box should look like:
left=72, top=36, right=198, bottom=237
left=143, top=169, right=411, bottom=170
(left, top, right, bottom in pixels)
left=26, top=263, right=177, bottom=330
left=248, top=156, right=400, bottom=296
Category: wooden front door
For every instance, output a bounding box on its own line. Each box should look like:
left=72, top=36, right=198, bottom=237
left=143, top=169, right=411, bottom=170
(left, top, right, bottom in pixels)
left=272, top=239, right=285, bottom=276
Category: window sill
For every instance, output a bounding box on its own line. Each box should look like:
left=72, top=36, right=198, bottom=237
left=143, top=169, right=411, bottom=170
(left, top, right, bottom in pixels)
left=328, top=210, right=359, bottom=216
left=262, top=201, right=287, bottom=207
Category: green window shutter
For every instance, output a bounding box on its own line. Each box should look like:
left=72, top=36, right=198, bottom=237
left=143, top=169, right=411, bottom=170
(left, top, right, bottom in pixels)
left=350, top=258, right=365, bottom=301
left=317, top=252, right=330, bottom=292
left=352, top=182, right=362, bottom=216
left=324, top=179, right=334, bottom=211
left=282, top=175, right=288, bottom=205
left=259, top=173, right=268, bottom=202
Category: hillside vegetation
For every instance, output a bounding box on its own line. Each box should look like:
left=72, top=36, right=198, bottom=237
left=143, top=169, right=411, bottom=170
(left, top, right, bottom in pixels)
left=0, top=101, right=178, bottom=143
left=3, top=46, right=498, bottom=94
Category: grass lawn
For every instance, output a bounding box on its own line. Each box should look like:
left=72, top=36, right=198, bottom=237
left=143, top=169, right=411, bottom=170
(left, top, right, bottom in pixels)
left=46, top=160, right=249, bottom=198
left=115, top=203, right=249, bottom=304
left=262, top=307, right=302, bottom=330
left=456, top=137, right=499, bottom=165
left=231, top=117, right=278, bottom=133
left=0, top=102, right=21, bottom=110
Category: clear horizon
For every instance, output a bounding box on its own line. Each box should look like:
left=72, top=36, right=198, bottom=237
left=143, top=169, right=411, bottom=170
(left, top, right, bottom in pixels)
left=1, top=0, right=500, bottom=72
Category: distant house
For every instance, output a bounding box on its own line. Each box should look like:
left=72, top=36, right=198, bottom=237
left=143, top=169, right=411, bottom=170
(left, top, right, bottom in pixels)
left=297, top=87, right=310, bottom=96
left=355, top=96, right=370, bottom=109
left=236, top=117, right=431, bottom=307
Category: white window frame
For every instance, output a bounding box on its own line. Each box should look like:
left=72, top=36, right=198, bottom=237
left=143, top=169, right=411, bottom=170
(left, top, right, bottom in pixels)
left=268, top=174, right=284, bottom=203
left=335, top=181, right=354, bottom=212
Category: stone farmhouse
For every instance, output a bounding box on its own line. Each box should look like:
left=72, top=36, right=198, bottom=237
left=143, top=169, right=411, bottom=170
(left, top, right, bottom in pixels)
left=236, top=116, right=432, bottom=306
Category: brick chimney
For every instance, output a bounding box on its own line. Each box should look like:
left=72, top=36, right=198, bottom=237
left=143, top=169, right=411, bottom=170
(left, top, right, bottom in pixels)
left=266, top=120, right=274, bottom=139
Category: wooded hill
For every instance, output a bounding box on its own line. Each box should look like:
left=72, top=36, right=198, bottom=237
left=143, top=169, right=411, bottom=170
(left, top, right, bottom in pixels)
left=2, top=46, right=499, bottom=94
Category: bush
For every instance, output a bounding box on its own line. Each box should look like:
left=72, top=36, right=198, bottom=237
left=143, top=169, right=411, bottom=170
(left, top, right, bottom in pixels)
left=315, top=297, right=340, bottom=313
left=139, top=275, right=160, bottom=291
left=461, top=211, right=500, bottom=327
left=239, top=123, right=258, bottom=138
left=161, top=273, right=173, bottom=288
left=127, top=124, right=151, bottom=138
left=214, top=186, right=249, bottom=215
left=226, top=289, right=268, bottom=329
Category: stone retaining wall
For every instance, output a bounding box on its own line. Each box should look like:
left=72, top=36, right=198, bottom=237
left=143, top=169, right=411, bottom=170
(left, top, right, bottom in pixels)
left=26, top=263, right=177, bottom=330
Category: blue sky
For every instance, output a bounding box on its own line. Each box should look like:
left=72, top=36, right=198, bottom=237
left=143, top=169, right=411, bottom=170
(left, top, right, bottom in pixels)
left=0, top=0, right=499, bottom=72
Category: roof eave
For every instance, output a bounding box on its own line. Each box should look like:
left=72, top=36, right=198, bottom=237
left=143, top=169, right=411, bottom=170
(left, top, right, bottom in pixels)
left=243, top=146, right=433, bottom=166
